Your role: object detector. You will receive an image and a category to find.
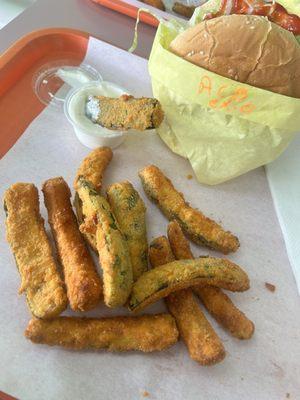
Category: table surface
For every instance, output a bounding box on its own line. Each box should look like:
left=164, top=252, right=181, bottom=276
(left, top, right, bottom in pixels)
left=0, top=0, right=156, bottom=58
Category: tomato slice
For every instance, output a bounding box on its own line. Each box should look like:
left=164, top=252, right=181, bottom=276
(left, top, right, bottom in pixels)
left=205, top=0, right=300, bottom=35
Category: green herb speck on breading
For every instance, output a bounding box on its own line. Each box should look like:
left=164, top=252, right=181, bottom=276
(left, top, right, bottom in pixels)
left=107, top=181, right=148, bottom=282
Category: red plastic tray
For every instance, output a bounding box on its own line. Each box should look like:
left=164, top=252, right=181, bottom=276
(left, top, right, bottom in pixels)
left=0, top=28, right=90, bottom=159
left=92, top=0, right=161, bottom=26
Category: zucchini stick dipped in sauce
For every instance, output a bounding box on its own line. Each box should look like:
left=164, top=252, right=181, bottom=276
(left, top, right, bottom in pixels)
left=74, top=146, right=113, bottom=251
left=129, top=256, right=249, bottom=312
left=149, top=236, right=225, bottom=365
left=25, top=314, right=179, bottom=352
left=4, top=183, right=67, bottom=319
left=76, top=178, right=133, bottom=308
left=42, top=177, right=103, bottom=312
left=168, top=220, right=254, bottom=340
left=107, top=181, right=148, bottom=281
left=139, top=165, right=239, bottom=254
left=86, top=95, right=164, bottom=131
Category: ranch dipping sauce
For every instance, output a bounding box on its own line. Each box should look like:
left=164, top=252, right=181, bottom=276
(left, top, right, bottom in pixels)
left=64, top=81, right=129, bottom=149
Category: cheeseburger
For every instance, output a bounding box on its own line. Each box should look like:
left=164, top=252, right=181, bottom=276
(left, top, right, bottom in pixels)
left=169, top=3, right=300, bottom=98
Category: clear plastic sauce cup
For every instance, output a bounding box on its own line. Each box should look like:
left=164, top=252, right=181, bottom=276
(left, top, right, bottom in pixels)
left=64, top=81, right=130, bottom=149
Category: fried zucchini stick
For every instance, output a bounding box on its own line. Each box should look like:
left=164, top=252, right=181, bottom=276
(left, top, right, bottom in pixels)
left=74, top=147, right=113, bottom=192
left=149, top=237, right=225, bottom=365
left=139, top=165, right=239, bottom=254
left=42, top=177, right=103, bottom=312
left=86, top=95, right=164, bottom=131
left=107, top=181, right=148, bottom=281
left=4, top=183, right=67, bottom=319
left=77, top=178, right=133, bottom=307
left=74, top=147, right=113, bottom=251
left=129, top=257, right=249, bottom=312
left=168, top=220, right=254, bottom=340
left=25, top=314, right=178, bottom=352
left=149, top=236, right=175, bottom=268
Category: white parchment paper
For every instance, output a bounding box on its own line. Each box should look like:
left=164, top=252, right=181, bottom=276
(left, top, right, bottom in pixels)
left=0, top=37, right=299, bottom=400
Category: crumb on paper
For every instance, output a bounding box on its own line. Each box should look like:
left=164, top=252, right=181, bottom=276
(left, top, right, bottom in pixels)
left=241, top=377, right=244, bottom=381
left=142, top=391, right=150, bottom=397
left=286, top=393, right=290, bottom=398
left=265, top=282, right=276, bottom=292
left=187, top=174, right=193, bottom=180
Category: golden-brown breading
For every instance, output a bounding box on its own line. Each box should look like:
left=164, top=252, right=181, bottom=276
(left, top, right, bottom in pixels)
left=194, top=287, right=255, bottom=340
left=167, top=220, right=194, bottom=259
left=4, top=183, right=67, bottom=319
left=149, top=236, right=225, bottom=365
left=139, top=165, right=239, bottom=254
left=77, top=178, right=133, bottom=308
left=74, top=147, right=113, bottom=192
left=129, top=257, right=249, bottom=312
left=172, top=2, right=195, bottom=18
left=166, top=290, right=225, bottom=364
left=107, top=181, right=148, bottom=281
left=168, top=220, right=254, bottom=340
left=42, top=177, right=103, bottom=312
left=74, top=147, right=113, bottom=251
left=74, top=192, right=97, bottom=251
left=86, top=95, right=164, bottom=131
left=25, top=314, right=179, bottom=352
left=149, top=236, right=175, bottom=267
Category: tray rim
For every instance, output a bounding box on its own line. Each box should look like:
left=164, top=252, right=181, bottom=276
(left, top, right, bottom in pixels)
left=0, top=27, right=90, bottom=159
left=92, top=0, right=160, bottom=26
left=0, top=27, right=89, bottom=69
left=0, top=390, right=16, bottom=400
left=91, top=0, right=188, bottom=26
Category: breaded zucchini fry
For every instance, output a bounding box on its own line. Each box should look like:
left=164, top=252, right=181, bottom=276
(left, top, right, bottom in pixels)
left=74, top=147, right=113, bottom=251
left=172, top=2, right=195, bottom=18
left=74, top=147, right=113, bottom=192
left=149, top=237, right=225, bottom=365
left=42, top=177, right=103, bottom=311
left=149, top=236, right=175, bottom=268
left=194, top=286, right=255, bottom=340
left=167, top=220, right=194, bottom=259
left=4, top=183, right=67, bottom=319
left=25, top=314, right=178, bottom=352
left=86, top=95, right=164, bottom=131
left=74, top=192, right=97, bottom=251
left=107, top=181, right=148, bottom=281
left=168, top=220, right=254, bottom=340
left=77, top=178, right=133, bottom=307
left=139, top=165, right=239, bottom=254
left=129, top=257, right=249, bottom=312
left=167, top=289, right=225, bottom=364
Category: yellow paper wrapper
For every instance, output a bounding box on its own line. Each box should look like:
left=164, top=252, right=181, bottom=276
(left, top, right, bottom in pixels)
left=148, top=0, right=300, bottom=184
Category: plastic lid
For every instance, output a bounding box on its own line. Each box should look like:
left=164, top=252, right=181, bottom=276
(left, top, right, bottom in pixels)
left=33, top=60, right=102, bottom=107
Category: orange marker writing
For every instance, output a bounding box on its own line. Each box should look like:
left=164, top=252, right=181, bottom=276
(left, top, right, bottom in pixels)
left=198, top=76, right=212, bottom=96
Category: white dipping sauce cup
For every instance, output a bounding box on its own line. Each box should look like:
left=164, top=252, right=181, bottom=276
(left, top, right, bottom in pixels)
left=64, top=81, right=129, bottom=149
